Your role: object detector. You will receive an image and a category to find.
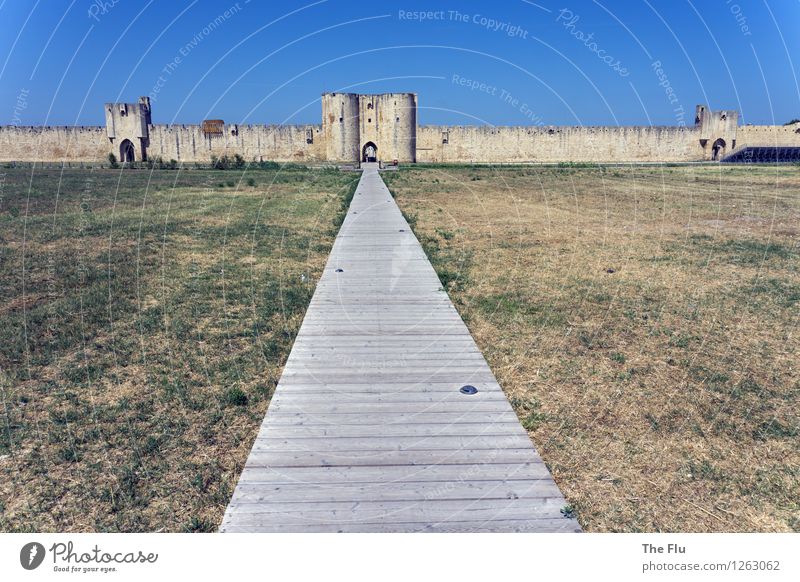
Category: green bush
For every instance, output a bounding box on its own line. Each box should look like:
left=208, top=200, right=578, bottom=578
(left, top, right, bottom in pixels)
left=143, top=156, right=179, bottom=170
left=211, top=154, right=247, bottom=170
left=257, top=160, right=280, bottom=170
left=211, top=155, right=229, bottom=170
left=222, top=387, right=248, bottom=406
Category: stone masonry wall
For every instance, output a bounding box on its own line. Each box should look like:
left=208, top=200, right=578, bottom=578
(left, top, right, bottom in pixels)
left=737, top=123, right=800, bottom=148
left=0, top=126, right=109, bottom=162
left=357, top=93, right=417, bottom=163
left=2, top=116, right=799, bottom=164
left=147, top=124, right=324, bottom=163
left=0, top=124, right=324, bottom=163
left=416, top=125, right=705, bottom=163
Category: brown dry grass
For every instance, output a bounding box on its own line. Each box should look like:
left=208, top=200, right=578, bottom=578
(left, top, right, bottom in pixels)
left=387, top=164, right=799, bottom=532
left=0, top=167, right=357, bottom=532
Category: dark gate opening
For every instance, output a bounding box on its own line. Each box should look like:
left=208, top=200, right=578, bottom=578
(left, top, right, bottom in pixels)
left=711, top=138, right=726, bottom=161
left=120, top=139, right=135, bottom=163
left=362, top=142, right=377, bottom=163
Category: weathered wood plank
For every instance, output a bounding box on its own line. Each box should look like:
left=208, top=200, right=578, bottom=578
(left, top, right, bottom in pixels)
left=222, top=498, right=568, bottom=522
left=234, top=462, right=553, bottom=485
left=221, top=518, right=582, bottom=533
left=259, top=412, right=521, bottom=426
left=251, top=434, right=534, bottom=452
left=271, top=381, right=504, bottom=392
left=256, top=422, right=528, bottom=438
left=270, top=392, right=510, bottom=405
left=243, top=448, right=540, bottom=467
left=226, top=479, right=563, bottom=504
left=266, top=401, right=513, bottom=414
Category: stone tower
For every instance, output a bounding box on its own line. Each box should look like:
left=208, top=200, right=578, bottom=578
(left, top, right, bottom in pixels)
left=695, top=104, right=738, bottom=160
left=104, top=96, right=151, bottom=162
left=321, top=92, right=417, bottom=163
left=321, top=93, right=360, bottom=163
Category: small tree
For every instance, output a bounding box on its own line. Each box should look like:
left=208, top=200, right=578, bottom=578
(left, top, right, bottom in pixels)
left=145, top=156, right=164, bottom=169
left=211, top=154, right=230, bottom=170
left=107, top=152, right=119, bottom=169
left=258, top=160, right=279, bottom=170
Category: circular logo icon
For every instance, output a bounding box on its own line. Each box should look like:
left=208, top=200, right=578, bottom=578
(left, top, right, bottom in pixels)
left=20, top=542, right=46, bottom=570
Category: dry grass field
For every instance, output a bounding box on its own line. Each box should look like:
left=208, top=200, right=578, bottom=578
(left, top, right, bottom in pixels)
left=386, top=164, right=799, bottom=532
left=0, top=166, right=357, bottom=532
left=1, top=162, right=796, bottom=534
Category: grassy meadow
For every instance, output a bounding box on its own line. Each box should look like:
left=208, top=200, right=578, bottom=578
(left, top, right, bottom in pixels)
left=0, top=165, right=357, bottom=531
left=1, top=161, right=797, bottom=534
left=386, top=164, right=799, bottom=532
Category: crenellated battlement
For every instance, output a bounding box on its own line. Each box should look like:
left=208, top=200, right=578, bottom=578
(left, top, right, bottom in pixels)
left=0, top=94, right=797, bottom=163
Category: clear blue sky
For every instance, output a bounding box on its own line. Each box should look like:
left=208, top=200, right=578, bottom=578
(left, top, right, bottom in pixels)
left=1, top=0, right=798, bottom=126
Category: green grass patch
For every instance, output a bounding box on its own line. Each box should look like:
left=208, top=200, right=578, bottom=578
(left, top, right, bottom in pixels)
left=0, top=166, right=353, bottom=532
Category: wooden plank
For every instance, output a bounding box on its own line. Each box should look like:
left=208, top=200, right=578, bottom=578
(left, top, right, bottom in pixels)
left=243, top=448, right=540, bottom=468
left=226, top=479, right=563, bottom=504
left=266, top=401, right=513, bottom=414
left=222, top=498, right=568, bottom=522
left=276, top=375, right=498, bottom=385
left=270, top=392, right=510, bottom=405
left=256, top=422, right=528, bottom=438
left=234, top=462, right=553, bottom=485
left=221, top=518, right=582, bottom=533
left=250, top=434, right=534, bottom=452
left=221, top=165, right=580, bottom=533
left=259, top=412, right=521, bottom=426
left=271, top=381, right=504, bottom=392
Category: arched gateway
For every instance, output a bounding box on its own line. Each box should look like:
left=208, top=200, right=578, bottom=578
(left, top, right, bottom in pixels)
left=119, top=139, right=135, bottom=163
left=711, top=138, right=727, bottom=161
left=362, top=142, right=377, bottom=163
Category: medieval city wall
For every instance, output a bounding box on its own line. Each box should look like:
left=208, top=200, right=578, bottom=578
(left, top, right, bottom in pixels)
left=416, top=125, right=705, bottom=163
left=2, top=95, right=799, bottom=164
left=737, top=124, right=800, bottom=147
left=0, top=126, right=109, bottom=162
left=0, top=124, right=325, bottom=163
left=147, top=124, right=324, bottom=162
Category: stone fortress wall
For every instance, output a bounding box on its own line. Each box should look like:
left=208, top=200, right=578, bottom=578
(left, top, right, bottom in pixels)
left=1, top=93, right=798, bottom=164
left=0, top=126, right=110, bottom=162
left=736, top=124, right=800, bottom=148
left=417, top=125, right=702, bottom=163
left=146, top=123, right=325, bottom=163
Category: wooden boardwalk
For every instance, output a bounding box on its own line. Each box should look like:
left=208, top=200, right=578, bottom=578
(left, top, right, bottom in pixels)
left=220, top=164, right=580, bottom=532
